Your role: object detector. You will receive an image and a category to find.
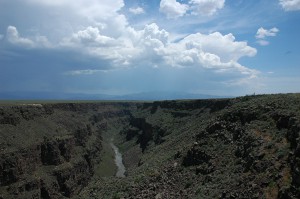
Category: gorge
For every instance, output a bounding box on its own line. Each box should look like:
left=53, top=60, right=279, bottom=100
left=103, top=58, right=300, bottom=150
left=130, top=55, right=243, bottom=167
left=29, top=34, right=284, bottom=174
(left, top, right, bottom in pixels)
left=0, top=93, right=300, bottom=199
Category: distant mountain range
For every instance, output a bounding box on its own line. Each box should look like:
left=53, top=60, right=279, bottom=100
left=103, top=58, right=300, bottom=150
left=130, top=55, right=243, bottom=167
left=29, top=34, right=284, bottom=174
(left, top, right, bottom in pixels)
left=114, top=91, right=230, bottom=100
left=0, top=91, right=231, bottom=101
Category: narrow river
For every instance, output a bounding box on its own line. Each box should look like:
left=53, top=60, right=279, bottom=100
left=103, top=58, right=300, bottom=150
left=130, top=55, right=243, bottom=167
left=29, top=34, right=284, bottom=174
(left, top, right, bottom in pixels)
left=110, top=143, right=126, bottom=177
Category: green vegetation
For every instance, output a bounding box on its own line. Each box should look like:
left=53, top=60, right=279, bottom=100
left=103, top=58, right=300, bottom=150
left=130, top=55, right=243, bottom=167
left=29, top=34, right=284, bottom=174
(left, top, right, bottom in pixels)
left=94, top=140, right=116, bottom=177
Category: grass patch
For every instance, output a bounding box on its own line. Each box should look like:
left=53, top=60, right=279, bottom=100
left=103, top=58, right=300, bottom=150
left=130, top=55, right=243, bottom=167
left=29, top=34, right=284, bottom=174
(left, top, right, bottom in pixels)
left=94, top=140, right=117, bottom=177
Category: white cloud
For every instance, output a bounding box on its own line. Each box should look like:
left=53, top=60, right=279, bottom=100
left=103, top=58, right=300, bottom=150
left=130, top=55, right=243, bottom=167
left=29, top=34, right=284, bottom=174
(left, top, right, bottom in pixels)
left=19, top=1, right=128, bottom=61
left=26, top=0, right=125, bottom=19
left=65, top=69, right=106, bottom=76
left=59, top=26, right=128, bottom=65
left=60, top=22, right=258, bottom=80
left=159, top=0, right=189, bottom=19
left=6, top=26, right=35, bottom=48
left=118, top=24, right=258, bottom=79
left=255, top=27, right=279, bottom=46
left=256, top=27, right=279, bottom=39
left=159, top=32, right=258, bottom=78
left=29, top=21, right=257, bottom=79
left=62, top=26, right=116, bottom=47
left=189, top=0, right=225, bottom=16
left=6, top=26, right=51, bottom=48
left=186, top=32, right=257, bottom=62
left=22, top=0, right=128, bottom=39
left=279, top=0, right=300, bottom=11
left=129, top=7, right=145, bottom=15
left=159, top=0, right=225, bottom=18
left=35, top=36, right=52, bottom=48
left=141, top=23, right=169, bottom=45
left=256, top=40, right=269, bottom=46
left=4, top=9, right=258, bottom=80
left=5, top=20, right=258, bottom=80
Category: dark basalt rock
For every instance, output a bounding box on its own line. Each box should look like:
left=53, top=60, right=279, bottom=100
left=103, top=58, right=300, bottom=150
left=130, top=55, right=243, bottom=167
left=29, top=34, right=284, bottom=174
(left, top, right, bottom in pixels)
left=41, top=140, right=63, bottom=166
left=182, top=145, right=211, bottom=167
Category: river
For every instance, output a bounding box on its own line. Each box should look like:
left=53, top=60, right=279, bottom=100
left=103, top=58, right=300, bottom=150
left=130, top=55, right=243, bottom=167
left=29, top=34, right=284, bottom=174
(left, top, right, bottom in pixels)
left=110, top=143, right=126, bottom=177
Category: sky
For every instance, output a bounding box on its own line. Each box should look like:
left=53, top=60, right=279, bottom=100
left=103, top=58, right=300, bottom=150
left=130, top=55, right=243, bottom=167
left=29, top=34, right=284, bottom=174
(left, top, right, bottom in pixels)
left=0, top=0, right=300, bottom=97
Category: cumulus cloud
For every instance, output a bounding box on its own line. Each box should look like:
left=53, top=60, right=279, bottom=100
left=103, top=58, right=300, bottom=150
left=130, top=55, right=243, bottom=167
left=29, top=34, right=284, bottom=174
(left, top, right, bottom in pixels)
left=0, top=0, right=267, bottom=94
left=255, top=27, right=279, bottom=46
left=7, top=21, right=257, bottom=80
left=59, top=26, right=129, bottom=65
left=3, top=0, right=257, bottom=83
left=26, top=0, right=125, bottom=19
left=141, top=23, right=169, bottom=45
left=159, top=0, right=189, bottom=19
left=119, top=24, right=258, bottom=79
left=129, top=7, right=145, bottom=15
left=127, top=23, right=170, bottom=66
left=279, top=0, right=300, bottom=11
left=6, top=26, right=35, bottom=48
left=256, top=27, right=279, bottom=39
left=6, top=26, right=51, bottom=48
left=159, top=32, right=258, bottom=78
left=62, top=26, right=116, bottom=47
left=159, top=0, right=225, bottom=18
left=21, top=0, right=128, bottom=39
left=189, top=0, right=225, bottom=16
left=185, top=32, right=257, bottom=62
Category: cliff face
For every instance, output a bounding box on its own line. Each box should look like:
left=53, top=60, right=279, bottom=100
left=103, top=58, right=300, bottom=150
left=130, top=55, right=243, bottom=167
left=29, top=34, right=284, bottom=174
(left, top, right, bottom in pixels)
left=0, top=135, right=91, bottom=199
left=0, top=103, right=134, bottom=199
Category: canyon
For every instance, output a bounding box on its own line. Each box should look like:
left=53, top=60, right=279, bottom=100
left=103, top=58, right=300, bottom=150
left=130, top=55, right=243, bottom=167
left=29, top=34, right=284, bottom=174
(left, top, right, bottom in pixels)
left=0, top=94, right=300, bottom=198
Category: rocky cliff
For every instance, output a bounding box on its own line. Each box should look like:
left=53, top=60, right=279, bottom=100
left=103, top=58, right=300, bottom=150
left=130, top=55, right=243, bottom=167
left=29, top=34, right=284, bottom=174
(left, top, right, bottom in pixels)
left=0, top=103, right=134, bottom=199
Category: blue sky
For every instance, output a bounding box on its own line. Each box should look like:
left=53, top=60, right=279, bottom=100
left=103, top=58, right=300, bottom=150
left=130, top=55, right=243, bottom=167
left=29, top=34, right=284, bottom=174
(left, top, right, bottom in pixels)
left=0, top=0, right=299, bottom=97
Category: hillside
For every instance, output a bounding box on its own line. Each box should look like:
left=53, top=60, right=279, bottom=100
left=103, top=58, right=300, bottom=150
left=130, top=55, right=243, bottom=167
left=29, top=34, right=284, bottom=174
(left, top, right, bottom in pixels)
left=1, top=94, right=300, bottom=199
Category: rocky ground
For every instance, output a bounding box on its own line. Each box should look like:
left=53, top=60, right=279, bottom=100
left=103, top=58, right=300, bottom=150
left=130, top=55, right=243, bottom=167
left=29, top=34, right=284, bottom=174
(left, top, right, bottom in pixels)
left=1, top=94, right=300, bottom=199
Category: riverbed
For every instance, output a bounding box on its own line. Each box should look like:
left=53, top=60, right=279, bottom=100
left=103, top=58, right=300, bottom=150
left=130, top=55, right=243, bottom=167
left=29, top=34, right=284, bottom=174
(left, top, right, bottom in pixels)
left=110, top=143, right=126, bottom=177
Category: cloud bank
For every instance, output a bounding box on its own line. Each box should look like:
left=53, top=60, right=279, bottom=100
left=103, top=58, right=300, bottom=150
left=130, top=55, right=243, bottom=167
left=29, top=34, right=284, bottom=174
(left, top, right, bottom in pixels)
left=0, top=0, right=265, bottom=95
left=3, top=23, right=257, bottom=80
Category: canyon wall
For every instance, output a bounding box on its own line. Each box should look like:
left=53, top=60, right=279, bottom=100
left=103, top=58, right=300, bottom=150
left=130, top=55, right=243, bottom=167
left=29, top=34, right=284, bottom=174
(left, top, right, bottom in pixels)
left=0, top=103, right=134, bottom=199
